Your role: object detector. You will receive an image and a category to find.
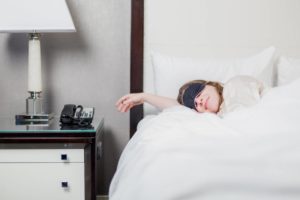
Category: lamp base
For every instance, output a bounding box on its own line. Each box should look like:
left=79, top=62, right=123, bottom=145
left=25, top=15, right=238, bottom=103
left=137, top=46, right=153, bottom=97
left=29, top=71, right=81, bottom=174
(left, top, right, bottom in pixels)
left=15, top=113, right=54, bottom=125
left=15, top=91, right=54, bottom=125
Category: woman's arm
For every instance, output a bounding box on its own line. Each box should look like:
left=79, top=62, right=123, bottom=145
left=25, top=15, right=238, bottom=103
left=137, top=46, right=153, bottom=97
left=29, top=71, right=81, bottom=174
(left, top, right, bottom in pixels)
left=116, top=93, right=179, bottom=112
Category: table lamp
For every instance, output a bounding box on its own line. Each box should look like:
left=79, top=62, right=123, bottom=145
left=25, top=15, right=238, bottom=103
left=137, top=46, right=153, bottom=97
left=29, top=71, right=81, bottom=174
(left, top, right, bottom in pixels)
left=0, top=0, right=76, bottom=123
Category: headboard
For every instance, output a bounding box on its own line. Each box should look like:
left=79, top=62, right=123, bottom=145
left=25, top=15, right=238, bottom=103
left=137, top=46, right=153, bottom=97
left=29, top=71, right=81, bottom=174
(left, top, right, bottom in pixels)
left=130, top=0, right=144, bottom=136
left=130, top=0, right=300, bottom=136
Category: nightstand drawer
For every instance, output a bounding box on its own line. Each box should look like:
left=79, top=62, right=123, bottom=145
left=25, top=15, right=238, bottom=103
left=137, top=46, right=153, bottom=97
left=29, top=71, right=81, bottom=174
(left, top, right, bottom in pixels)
left=0, top=163, right=84, bottom=200
left=0, top=149, right=84, bottom=162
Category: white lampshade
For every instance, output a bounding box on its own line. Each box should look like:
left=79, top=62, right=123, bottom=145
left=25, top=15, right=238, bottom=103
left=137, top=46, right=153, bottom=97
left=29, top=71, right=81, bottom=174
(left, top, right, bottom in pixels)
left=0, top=0, right=75, bottom=33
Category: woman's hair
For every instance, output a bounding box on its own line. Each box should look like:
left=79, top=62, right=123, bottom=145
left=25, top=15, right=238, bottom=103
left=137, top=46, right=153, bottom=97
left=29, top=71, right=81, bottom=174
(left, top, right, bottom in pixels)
left=177, top=80, right=224, bottom=109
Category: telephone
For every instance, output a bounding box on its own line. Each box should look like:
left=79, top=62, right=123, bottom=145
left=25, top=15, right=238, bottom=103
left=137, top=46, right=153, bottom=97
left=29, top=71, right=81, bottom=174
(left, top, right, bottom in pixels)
left=60, top=104, right=95, bottom=126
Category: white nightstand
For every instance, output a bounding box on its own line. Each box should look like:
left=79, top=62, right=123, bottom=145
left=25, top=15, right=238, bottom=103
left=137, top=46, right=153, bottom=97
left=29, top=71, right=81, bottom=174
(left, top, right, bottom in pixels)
left=0, top=117, right=104, bottom=200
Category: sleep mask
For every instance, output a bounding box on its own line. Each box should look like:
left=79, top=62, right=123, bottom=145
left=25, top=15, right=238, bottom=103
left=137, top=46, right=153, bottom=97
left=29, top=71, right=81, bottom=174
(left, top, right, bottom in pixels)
left=182, top=83, right=205, bottom=110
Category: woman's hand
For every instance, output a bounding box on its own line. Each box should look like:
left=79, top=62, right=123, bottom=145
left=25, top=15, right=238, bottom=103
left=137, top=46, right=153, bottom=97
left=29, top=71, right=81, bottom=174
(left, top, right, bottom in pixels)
left=116, top=93, right=145, bottom=112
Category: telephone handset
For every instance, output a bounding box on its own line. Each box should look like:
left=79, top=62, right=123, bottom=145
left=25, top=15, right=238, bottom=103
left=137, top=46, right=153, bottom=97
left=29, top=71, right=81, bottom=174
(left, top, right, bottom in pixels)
left=60, top=104, right=95, bottom=126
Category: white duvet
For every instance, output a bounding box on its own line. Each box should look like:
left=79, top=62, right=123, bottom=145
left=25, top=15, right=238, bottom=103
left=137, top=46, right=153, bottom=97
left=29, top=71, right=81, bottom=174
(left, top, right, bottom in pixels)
left=109, top=79, right=300, bottom=200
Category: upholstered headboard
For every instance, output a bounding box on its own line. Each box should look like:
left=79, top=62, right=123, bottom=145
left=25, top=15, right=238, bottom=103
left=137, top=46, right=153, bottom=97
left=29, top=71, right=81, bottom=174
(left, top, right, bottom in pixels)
left=130, top=0, right=300, bottom=136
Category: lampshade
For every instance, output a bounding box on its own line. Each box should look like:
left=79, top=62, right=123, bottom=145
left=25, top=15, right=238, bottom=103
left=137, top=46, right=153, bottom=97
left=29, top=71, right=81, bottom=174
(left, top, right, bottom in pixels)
left=0, top=0, right=75, bottom=33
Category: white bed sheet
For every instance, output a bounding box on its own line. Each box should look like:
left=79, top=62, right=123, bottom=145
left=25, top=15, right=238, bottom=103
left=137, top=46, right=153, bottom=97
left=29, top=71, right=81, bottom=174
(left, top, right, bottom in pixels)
left=109, top=79, right=300, bottom=200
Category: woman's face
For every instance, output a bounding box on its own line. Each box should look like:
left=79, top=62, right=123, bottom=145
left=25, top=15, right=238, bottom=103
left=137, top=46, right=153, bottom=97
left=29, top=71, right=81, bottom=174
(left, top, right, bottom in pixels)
left=194, top=85, right=221, bottom=113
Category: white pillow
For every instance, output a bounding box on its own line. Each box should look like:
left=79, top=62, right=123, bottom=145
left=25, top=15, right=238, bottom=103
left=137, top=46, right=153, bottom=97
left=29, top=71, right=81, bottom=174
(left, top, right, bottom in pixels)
left=151, top=47, right=276, bottom=98
left=277, top=56, right=300, bottom=86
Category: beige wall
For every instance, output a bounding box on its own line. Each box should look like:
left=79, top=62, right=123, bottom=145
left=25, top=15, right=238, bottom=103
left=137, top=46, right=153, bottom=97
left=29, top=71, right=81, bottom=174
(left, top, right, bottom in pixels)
left=0, top=0, right=131, bottom=194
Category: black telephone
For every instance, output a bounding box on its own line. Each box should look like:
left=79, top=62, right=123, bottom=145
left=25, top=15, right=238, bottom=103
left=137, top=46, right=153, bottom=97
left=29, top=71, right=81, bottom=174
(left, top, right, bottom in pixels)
left=60, top=104, right=95, bottom=126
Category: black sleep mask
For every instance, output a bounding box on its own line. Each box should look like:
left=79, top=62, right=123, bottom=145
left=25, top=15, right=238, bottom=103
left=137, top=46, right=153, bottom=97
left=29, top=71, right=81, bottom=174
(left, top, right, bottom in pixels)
left=182, top=83, right=205, bottom=110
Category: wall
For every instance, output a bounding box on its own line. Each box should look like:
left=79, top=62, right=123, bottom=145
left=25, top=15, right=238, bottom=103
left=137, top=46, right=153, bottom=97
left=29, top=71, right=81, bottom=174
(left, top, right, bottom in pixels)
left=0, top=0, right=131, bottom=194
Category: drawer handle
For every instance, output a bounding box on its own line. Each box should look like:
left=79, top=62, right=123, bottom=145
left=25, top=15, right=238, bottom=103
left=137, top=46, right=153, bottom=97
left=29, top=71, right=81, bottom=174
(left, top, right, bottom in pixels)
left=61, top=154, right=68, bottom=160
left=61, top=182, right=69, bottom=188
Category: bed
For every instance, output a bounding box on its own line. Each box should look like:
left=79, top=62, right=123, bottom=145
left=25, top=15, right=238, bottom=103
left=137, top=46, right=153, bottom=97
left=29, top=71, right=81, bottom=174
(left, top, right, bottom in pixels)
left=110, top=0, right=300, bottom=199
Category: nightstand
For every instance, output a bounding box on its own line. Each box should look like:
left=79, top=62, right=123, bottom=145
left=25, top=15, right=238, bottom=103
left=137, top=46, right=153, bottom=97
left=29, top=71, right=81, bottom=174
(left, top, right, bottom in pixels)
left=0, top=116, right=104, bottom=200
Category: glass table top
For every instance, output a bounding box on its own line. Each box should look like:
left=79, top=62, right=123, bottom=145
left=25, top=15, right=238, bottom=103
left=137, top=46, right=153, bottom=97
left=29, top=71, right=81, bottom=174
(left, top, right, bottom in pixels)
left=0, top=116, right=103, bottom=133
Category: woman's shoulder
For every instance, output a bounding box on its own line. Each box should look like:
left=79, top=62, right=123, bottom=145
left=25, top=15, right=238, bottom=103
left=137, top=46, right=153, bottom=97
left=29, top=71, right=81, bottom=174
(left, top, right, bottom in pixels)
left=219, top=75, right=269, bottom=116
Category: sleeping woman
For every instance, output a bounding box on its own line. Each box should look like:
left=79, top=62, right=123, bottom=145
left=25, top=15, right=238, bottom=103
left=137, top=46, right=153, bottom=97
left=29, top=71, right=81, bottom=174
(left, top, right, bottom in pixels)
left=116, top=75, right=268, bottom=116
